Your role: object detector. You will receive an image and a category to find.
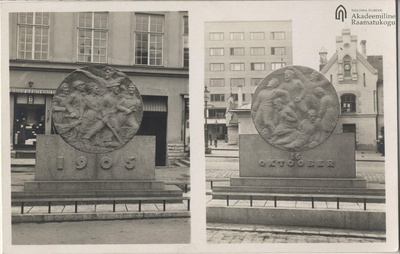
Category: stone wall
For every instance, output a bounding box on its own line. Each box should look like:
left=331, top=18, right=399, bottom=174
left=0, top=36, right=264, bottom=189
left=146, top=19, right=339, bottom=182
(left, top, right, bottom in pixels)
left=167, top=143, right=186, bottom=166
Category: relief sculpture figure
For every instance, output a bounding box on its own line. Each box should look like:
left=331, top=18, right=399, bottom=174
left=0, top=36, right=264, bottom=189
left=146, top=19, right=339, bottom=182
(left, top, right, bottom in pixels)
left=52, top=66, right=143, bottom=153
left=313, top=87, right=339, bottom=141
left=278, top=69, right=309, bottom=119
left=251, top=66, right=339, bottom=151
left=251, top=78, right=289, bottom=139
left=269, top=97, right=299, bottom=146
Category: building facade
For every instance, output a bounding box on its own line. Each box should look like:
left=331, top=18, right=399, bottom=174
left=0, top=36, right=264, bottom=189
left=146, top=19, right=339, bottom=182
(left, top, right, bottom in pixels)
left=320, top=29, right=383, bottom=150
left=204, top=21, right=293, bottom=143
left=9, top=11, right=189, bottom=166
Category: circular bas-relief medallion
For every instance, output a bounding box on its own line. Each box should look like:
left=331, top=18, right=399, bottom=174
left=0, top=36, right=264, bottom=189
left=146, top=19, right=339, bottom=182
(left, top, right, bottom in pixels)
left=251, top=66, right=340, bottom=152
left=52, top=66, right=143, bottom=154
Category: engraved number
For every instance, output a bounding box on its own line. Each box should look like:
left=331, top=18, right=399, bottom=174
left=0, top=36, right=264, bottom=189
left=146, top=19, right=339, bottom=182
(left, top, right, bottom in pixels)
left=100, top=157, right=113, bottom=169
left=76, top=156, right=87, bottom=170
left=125, top=157, right=136, bottom=169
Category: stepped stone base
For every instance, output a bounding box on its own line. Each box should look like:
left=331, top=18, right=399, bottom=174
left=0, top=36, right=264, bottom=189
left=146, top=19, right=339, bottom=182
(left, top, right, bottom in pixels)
left=15, top=135, right=183, bottom=201
left=230, top=177, right=367, bottom=188
left=24, top=180, right=166, bottom=191
left=12, top=185, right=183, bottom=202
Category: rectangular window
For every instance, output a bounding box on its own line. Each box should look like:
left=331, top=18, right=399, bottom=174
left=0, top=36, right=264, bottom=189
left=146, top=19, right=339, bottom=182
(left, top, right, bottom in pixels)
left=271, top=47, right=286, bottom=55
left=230, top=47, right=244, bottom=56
left=250, top=32, right=264, bottom=40
left=135, top=14, right=164, bottom=66
left=209, top=32, right=224, bottom=41
left=271, top=62, right=286, bottom=70
left=209, top=48, right=224, bottom=56
left=251, top=62, right=265, bottom=71
left=183, top=16, right=189, bottom=68
left=229, top=32, right=244, bottom=40
left=230, top=78, right=245, bottom=87
left=271, top=32, right=285, bottom=40
left=250, top=47, right=265, bottom=56
left=78, top=12, right=108, bottom=63
left=251, top=78, right=263, bottom=86
left=210, top=94, right=225, bottom=102
left=230, top=63, right=245, bottom=71
left=17, top=12, right=50, bottom=60
left=209, top=109, right=226, bottom=118
left=210, top=63, right=224, bottom=71
left=210, top=78, right=225, bottom=87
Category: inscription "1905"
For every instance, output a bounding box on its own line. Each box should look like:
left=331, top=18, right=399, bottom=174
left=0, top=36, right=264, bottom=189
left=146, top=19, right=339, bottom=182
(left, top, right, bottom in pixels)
left=72, top=156, right=136, bottom=170
left=259, top=153, right=335, bottom=168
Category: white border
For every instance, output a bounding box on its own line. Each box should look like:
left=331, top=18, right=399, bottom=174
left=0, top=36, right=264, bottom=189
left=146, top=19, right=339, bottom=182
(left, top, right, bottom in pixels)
left=1, top=1, right=398, bottom=253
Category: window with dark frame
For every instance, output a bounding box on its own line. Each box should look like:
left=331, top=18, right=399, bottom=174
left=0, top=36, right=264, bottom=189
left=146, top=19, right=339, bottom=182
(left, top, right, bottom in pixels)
left=230, top=47, right=244, bottom=56
left=251, top=62, right=265, bottom=71
left=271, top=47, right=286, bottom=55
left=135, top=13, right=164, bottom=66
left=17, top=12, right=50, bottom=60
left=271, top=31, right=285, bottom=40
left=341, top=94, right=356, bottom=113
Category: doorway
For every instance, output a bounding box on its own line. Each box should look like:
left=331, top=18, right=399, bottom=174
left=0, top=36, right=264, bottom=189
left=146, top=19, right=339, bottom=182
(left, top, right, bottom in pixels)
left=137, top=111, right=167, bottom=166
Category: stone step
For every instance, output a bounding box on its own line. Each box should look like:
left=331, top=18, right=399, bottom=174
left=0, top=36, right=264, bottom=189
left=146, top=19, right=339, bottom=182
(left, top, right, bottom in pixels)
left=174, top=161, right=187, bottom=167
left=180, top=159, right=190, bottom=166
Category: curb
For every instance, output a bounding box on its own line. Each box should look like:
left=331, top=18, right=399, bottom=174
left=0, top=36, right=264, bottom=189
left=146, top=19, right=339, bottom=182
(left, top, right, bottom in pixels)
left=206, top=226, right=386, bottom=240
left=12, top=211, right=191, bottom=223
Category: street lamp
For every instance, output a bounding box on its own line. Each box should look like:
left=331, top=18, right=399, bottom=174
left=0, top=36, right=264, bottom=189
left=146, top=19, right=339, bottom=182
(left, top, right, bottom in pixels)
left=204, top=85, right=212, bottom=154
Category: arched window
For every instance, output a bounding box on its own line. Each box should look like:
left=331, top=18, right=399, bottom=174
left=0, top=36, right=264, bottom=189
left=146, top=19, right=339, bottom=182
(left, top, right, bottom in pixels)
left=341, top=94, right=356, bottom=113
left=343, top=55, right=352, bottom=77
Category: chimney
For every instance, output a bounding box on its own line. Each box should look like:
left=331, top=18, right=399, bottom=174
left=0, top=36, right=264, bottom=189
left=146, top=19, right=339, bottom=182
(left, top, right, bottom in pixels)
left=360, top=40, right=367, bottom=58
left=238, top=84, right=243, bottom=107
left=319, top=47, right=328, bottom=71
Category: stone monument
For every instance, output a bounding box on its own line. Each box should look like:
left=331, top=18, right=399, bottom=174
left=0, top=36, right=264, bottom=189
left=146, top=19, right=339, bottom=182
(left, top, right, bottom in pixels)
left=17, top=66, right=182, bottom=198
left=213, top=66, right=376, bottom=197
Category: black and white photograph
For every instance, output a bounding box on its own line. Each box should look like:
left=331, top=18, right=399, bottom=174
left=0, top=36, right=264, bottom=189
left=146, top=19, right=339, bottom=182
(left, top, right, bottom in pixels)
left=1, top=0, right=398, bottom=254
left=4, top=10, right=191, bottom=247
left=203, top=0, right=398, bottom=250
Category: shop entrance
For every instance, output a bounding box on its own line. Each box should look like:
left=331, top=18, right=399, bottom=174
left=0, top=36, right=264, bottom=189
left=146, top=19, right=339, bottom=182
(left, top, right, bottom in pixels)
left=13, top=105, right=46, bottom=149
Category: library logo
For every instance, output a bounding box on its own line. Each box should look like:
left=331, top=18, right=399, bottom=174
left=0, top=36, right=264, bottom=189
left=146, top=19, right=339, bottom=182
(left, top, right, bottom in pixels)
left=335, top=5, right=347, bottom=22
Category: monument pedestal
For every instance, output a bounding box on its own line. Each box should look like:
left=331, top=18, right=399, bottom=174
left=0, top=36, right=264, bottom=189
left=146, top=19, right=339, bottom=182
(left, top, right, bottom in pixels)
left=15, top=135, right=183, bottom=199
left=212, top=134, right=384, bottom=198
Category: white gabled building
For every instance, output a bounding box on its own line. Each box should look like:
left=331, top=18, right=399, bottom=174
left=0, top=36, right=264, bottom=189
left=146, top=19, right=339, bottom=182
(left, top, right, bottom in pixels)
left=320, top=29, right=384, bottom=150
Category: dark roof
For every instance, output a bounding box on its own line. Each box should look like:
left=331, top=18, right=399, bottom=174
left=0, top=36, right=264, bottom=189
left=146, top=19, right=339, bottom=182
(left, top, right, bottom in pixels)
left=367, top=55, right=383, bottom=83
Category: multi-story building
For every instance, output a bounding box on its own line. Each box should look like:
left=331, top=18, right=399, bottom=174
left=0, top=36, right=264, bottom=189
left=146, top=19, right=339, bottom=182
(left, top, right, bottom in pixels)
left=204, top=21, right=293, bottom=143
left=319, top=29, right=384, bottom=150
left=9, top=11, right=189, bottom=166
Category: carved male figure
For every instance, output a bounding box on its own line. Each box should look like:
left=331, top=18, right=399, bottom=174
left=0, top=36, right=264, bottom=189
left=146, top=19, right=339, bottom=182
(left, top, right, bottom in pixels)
left=284, top=109, right=322, bottom=149
left=251, top=78, right=289, bottom=138
left=278, top=69, right=309, bottom=119
left=270, top=97, right=299, bottom=146
left=313, top=87, right=339, bottom=140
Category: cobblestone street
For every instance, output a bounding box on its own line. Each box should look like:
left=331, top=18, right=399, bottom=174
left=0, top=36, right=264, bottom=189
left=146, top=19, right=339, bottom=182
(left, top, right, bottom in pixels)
left=207, top=224, right=385, bottom=243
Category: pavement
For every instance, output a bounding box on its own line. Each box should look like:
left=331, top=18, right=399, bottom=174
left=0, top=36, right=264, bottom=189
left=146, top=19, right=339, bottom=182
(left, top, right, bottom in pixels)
left=207, top=223, right=385, bottom=243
